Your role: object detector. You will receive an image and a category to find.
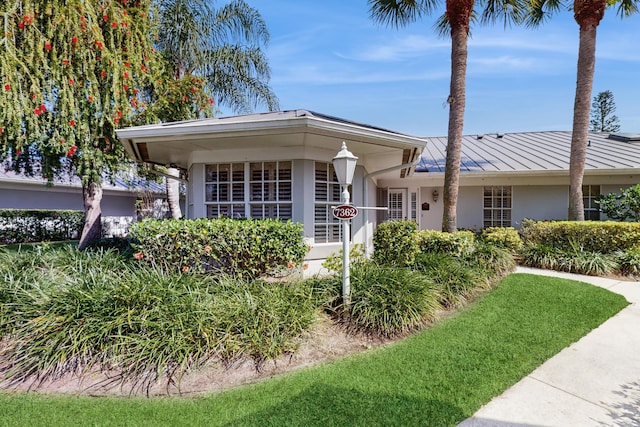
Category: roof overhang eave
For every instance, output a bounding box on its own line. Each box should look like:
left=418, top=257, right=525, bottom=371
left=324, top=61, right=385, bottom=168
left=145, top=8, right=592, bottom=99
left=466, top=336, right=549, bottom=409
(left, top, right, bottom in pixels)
left=116, top=115, right=427, bottom=164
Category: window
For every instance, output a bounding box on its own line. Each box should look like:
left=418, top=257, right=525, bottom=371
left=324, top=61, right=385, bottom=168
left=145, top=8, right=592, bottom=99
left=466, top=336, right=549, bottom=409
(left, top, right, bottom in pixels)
left=410, top=192, right=417, bottom=221
left=314, top=162, right=343, bottom=243
left=388, top=190, right=406, bottom=221
left=583, top=185, right=601, bottom=220
left=205, top=161, right=292, bottom=220
left=483, top=186, right=512, bottom=227
left=205, top=163, right=246, bottom=219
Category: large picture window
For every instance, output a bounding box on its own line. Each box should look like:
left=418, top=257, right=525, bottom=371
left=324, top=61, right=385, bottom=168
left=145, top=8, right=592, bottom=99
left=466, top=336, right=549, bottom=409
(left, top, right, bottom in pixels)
left=314, top=162, right=343, bottom=243
left=205, top=161, right=292, bottom=220
left=483, top=186, right=512, bottom=227
left=583, top=185, right=601, bottom=220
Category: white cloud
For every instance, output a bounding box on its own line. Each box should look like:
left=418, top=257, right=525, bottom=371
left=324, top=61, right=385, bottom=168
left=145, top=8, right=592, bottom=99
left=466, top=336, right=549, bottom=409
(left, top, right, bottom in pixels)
left=336, top=34, right=449, bottom=62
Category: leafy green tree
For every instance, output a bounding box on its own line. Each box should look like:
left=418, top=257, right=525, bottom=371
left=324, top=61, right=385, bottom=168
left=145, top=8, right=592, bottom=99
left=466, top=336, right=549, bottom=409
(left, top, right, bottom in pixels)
left=528, top=0, right=638, bottom=221
left=597, top=184, right=640, bottom=221
left=153, top=0, right=279, bottom=218
left=0, top=0, right=166, bottom=248
left=0, top=0, right=214, bottom=245
left=590, top=90, right=620, bottom=132
left=368, top=0, right=529, bottom=232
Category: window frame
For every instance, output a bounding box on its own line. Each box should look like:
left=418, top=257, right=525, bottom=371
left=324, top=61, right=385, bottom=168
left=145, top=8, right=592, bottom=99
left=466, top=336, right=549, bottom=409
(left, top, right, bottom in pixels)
left=204, top=161, right=293, bottom=220
left=483, top=186, right=512, bottom=227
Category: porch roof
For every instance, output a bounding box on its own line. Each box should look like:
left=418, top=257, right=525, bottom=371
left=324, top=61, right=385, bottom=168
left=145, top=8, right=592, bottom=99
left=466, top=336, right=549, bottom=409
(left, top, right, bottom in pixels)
left=116, top=110, right=427, bottom=171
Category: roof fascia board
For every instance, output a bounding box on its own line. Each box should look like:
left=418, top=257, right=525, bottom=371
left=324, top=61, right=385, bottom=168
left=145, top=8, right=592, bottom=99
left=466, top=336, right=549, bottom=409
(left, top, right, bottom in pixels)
left=116, top=115, right=426, bottom=150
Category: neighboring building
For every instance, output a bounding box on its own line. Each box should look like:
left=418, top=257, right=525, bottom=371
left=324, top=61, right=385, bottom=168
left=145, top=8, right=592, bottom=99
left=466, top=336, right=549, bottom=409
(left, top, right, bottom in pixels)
left=379, top=131, right=640, bottom=230
left=0, top=168, right=167, bottom=237
left=117, top=111, right=640, bottom=265
left=116, top=110, right=426, bottom=265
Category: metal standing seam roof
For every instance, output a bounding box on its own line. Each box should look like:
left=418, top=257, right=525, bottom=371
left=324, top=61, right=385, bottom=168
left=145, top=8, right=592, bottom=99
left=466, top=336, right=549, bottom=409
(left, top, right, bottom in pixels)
left=0, top=168, right=165, bottom=193
left=417, top=131, right=640, bottom=174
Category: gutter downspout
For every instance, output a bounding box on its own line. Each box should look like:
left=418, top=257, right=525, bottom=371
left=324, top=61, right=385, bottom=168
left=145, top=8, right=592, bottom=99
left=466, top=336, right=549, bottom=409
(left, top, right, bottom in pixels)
left=362, top=153, right=421, bottom=258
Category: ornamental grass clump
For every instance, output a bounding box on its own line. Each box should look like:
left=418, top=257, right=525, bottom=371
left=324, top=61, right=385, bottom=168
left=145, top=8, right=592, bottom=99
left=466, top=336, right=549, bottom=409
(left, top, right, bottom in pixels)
left=615, top=247, right=640, bottom=277
left=412, top=252, right=485, bottom=308
left=342, top=262, right=441, bottom=338
left=0, top=245, right=319, bottom=393
left=464, top=242, right=516, bottom=280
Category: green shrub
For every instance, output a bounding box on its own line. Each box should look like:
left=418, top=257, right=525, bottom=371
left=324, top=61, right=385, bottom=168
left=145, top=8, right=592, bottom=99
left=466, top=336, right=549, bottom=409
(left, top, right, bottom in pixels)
left=322, top=244, right=366, bottom=273
left=129, top=218, right=308, bottom=279
left=412, top=252, right=485, bottom=308
left=0, top=209, right=84, bottom=244
left=520, top=220, right=640, bottom=253
left=304, top=274, right=342, bottom=309
left=480, top=227, right=523, bottom=252
left=344, top=262, right=441, bottom=338
left=373, top=220, right=419, bottom=266
left=615, top=247, right=640, bottom=276
left=557, top=239, right=618, bottom=276
left=597, top=184, right=640, bottom=221
left=518, top=241, right=617, bottom=277
left=418, top=229, right=476, bottom=257
left=85, top=237, right=136, bottom=256
left=518, top=243, right=564, bottom=270
left=465, top=242, right=516, bottom=279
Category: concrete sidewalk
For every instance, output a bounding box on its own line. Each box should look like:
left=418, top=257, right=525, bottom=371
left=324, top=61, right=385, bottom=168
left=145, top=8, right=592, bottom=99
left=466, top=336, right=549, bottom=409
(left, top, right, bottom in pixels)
left=458, top=267, right=640, bottom=427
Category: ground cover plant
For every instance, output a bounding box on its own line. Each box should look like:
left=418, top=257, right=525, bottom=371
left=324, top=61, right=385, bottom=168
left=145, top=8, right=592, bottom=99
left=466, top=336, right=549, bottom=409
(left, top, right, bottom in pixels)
left=0, top=244, right=318, bottom=393
left=0, top=274, right=628, bottom=426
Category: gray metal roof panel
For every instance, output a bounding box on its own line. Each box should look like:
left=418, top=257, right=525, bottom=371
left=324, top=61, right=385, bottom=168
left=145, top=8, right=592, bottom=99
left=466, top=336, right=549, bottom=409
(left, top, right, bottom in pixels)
left=418, top=131, right=640, bottom=174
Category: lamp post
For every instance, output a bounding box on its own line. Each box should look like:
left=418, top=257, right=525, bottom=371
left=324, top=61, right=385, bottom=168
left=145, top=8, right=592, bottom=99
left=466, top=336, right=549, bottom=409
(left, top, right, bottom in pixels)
left=332, top=142, right=358, bottom=308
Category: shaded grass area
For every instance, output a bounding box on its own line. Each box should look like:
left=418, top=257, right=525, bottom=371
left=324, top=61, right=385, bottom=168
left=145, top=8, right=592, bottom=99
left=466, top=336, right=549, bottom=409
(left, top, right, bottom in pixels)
left=0, top=273, right=629, bottom=426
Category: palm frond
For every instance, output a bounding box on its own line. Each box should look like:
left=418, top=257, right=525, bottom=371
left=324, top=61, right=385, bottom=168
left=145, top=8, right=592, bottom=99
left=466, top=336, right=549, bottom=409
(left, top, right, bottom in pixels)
left=368, top=0, right=441, bottom=28
left=616, top=0, right=640, bottom=17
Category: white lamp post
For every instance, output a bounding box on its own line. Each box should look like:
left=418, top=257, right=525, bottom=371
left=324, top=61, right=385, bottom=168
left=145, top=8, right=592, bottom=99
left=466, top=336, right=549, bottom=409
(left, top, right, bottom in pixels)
left=332, top=142, right=358, bottom=307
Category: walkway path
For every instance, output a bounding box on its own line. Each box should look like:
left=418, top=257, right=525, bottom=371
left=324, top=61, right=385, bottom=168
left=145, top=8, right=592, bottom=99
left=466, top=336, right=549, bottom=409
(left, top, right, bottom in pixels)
left=458, top=267, right=640, bottom=427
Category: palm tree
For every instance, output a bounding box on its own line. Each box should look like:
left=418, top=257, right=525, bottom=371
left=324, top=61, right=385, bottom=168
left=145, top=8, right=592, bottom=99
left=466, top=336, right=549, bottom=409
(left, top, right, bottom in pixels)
left=529, top=0, right=638, bottom=221
left=155, top=0, right=280, bottom=217
left=369, top=0, right=528, bottom=232
left=569, top=0, right=638, bottom=220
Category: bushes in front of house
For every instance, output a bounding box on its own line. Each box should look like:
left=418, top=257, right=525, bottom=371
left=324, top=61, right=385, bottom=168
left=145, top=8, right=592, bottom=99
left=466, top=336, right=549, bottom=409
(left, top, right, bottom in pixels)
left=481, top=227, right=523, bottom=252
left=314, top=222, right=515, bottom=338
left=0, top=209, right=84, bottom=244
left=372, top=220, right=420, bottom=265
left=518, top=220, right=640, bottom=276
left=519, top=219, right=640, bottom=253
left=344, top=263, right=441, bottom=338
left=129, top=217, right=308, bottom=279
left=0, top=245, right=318, bottom=391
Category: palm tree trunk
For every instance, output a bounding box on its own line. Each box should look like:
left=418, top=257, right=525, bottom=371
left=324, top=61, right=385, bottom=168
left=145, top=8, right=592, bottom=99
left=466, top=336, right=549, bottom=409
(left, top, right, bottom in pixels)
left=78, top=180, right=103, bottom=249
left=569, top=1, right=605, bottom=221
left=442, top=4, right=471, bottom=233
left=166, top=167, right=182, bottom=219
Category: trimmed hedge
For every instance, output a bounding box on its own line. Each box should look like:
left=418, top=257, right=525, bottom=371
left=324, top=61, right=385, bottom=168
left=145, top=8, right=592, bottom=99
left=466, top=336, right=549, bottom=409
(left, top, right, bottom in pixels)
left=418, top=229, right=476, bottom=256
left=373, top=220, right=419, bottom=266
left=0, top=209, right=84, bottom=244
left=520, top=220, right=640, bottom=253
left=129, top=218, right=308, bottom=279
left=481, top=227, right=523, bottom=252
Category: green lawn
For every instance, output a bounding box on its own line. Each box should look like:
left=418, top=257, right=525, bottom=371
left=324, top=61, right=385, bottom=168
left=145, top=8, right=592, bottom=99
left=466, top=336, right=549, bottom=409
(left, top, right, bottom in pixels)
left=0, top=273, right=629, bottom=427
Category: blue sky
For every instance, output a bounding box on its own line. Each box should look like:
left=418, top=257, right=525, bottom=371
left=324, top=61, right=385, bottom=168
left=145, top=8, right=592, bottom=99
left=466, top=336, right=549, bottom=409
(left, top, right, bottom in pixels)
left=245, top=1, right=640, bottom=137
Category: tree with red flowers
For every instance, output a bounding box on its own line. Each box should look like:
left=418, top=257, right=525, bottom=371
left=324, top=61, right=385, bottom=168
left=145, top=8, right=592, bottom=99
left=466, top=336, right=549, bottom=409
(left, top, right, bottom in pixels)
left=0, top=0, right=212, bottom=248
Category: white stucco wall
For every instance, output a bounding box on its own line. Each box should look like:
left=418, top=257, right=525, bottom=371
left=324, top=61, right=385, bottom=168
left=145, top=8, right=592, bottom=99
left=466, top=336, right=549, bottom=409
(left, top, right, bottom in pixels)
left=511, top=185, right=568, bottom=226
left=419, top=186, right=443, bottom=230
left=0, top=187, right=136, bottom=217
